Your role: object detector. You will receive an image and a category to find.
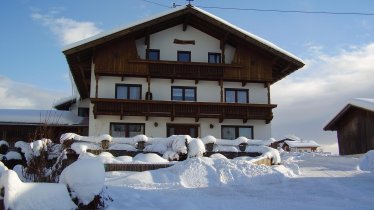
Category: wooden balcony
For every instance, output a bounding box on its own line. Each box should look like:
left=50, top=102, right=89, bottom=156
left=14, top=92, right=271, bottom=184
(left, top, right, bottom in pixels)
left=91, top=98, right=276, bottom=123
left=95, top=60, right=272, bottom=83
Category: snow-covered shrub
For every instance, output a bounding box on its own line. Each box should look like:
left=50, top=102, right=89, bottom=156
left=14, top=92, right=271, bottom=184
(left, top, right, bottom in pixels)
left=163, top=150, right=179, bottom=161
left=358, top=150, right=374, bottom=171
left=0, top=170, right=76, bottom=210
left=60, top=158, right=105, bottom=206
left=0, top=140, right=9, bottom=155
left=188, top=138, right=206, bottom=158
left=22, top=139, right=65, bottom=182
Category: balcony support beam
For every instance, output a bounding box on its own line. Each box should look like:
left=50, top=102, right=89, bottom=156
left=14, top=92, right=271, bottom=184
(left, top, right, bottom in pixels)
left=219, top=79, right=223, bottom=103
left=95, top=75, right=99, bottom=98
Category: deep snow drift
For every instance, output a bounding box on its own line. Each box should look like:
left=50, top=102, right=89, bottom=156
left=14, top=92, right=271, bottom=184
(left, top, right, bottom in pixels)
left=104, top=152, right=374, bottom=210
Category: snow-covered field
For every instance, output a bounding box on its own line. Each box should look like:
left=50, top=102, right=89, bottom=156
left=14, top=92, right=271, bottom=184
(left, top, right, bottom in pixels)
left=104, top=153, right=374, bottom=210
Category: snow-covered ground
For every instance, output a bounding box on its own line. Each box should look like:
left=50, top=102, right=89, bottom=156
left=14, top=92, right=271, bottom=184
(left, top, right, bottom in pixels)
left=104, top=153, right=374, bottom=210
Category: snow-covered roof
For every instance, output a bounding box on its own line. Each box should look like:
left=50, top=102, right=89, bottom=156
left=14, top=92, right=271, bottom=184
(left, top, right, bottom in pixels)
left=62, top=5, right=303, bottom=64
left=53, top=95, right=77, bottom=110
left=324, top=98, right=374, bottom=130
left=284, top=140, right=320, bottom=148
left=0, top=109, right=86, bottom=125
left=349, top=98, right=374, bottom=112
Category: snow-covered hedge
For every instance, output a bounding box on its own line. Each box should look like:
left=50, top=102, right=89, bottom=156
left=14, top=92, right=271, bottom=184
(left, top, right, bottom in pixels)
left=60, top=133, right=280, bottom=163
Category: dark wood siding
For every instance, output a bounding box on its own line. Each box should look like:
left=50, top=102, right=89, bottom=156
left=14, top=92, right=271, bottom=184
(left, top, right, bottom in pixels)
left=0, top=124, right=88, bottom=145
left=336, top=107, right=374, bottom=155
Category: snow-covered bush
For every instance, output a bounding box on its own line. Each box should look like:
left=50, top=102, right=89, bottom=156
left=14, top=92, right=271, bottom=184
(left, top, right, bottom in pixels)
left=60, top=158, right=105, bottom=206
left=0, top=170, right=76, bottom=210
left=188, top=138, right=205, bottom=158
left=0, top=140, right=9, bottom=155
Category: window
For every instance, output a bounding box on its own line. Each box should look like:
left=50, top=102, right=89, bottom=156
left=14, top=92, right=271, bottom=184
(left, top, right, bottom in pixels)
left=177, top=51, right=191, bottom=62
left=110, top=123, right=145, bottom=137
left=147, top=49, right=160, bottom=61
left=171, top=86, right=196, bottom=101
left=221, top=126, right=253, bottom=140
left=116, top=84, right=142, bottom=100
left=225, top=88, right=248, bottom=103
left=167, top=124, right=198, bottom=138
left=78, top=107, right=89, bottom=117
left=208, top=53, right=221, bottom=64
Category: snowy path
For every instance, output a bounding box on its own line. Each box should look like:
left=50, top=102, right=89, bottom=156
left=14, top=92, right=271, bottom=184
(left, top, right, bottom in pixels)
left=105, top=154, right=374, bottom=210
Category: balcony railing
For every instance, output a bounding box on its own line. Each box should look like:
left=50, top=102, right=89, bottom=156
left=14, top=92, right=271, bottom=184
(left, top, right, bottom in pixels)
left=94, top=60, right=272, bottom=82
left=91, top=98, right=276, bottom=123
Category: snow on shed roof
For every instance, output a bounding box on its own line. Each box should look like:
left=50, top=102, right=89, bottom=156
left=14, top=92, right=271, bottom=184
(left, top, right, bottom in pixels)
left=62, top=5, right=303, bottom=64
left=324, top=98, right=374, bottom=131
left=349, top=98, right=374, bottom=112
left=284, top=140, right=320, bottom=148
left=0, top=109, right=86, bottom=125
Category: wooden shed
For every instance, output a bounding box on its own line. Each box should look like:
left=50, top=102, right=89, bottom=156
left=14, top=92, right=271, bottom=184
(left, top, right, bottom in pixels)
left=324, top=98, right=374, bottom=155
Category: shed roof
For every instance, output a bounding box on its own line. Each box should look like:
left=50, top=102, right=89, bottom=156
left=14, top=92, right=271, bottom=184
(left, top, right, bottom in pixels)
left=0, top=109, right=86, bottom=126
left=284, top=140, right=320, bottom=148
left=324, top=98, right=374, bottom=131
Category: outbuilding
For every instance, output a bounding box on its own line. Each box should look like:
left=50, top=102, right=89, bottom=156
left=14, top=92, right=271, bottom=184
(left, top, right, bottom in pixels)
left=324, top=98, right=374, bottom=155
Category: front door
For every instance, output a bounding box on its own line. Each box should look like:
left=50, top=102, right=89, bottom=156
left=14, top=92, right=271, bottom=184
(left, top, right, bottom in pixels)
left=167, top=124, right=198, bottom=138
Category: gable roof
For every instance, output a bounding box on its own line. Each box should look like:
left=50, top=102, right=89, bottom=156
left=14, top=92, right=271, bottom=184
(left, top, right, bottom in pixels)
left=324, top=98, right=374, bottom=131
left=63, top=6, right=303, bottom=64
left=63, top=5, right=304, bottom=98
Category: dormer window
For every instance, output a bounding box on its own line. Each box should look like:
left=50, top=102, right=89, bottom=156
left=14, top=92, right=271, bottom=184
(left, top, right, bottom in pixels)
left=177, top=51, right=191, bottom=62
left=147, top=49, right=160, bottom=61
left=208, top=52, right=221, bottom=64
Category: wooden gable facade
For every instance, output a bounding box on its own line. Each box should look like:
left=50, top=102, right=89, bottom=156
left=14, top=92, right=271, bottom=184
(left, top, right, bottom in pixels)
left=62, top=5, right=305, bottom=138
left=64, top=5, right=304, bottom=100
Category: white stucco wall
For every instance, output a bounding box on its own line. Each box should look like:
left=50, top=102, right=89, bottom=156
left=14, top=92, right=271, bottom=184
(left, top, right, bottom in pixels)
left=88, top=26, right=272, bottom=139
left=135, top=24, right=235, bottom=64
left=88, top=114, right=271, bottom=140
left=92, top=77, right=267, bottom=104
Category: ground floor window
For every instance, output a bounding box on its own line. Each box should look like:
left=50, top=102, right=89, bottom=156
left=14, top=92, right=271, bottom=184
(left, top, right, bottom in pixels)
left=221, top=125, right=253, bottom=140
left=110, top=123, right=145, bottom=137
left=167, top=124, right=198, bottom=138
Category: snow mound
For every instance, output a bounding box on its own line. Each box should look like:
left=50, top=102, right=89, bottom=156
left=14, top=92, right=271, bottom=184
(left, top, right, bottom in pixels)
left=122, top=157, right=289, bottom=188
left=133, top=153, right=169, bottom=163
left=210, top=153, right=227, bottom=159
left=60, top=158, right=105, bottom=205
left=0, top=170, right=76, bottom=210
left=60, top=133, right=112, bottom=144
left=71, top=142, right=100, bottom=154
left=358, top=150, right=374, bottom=171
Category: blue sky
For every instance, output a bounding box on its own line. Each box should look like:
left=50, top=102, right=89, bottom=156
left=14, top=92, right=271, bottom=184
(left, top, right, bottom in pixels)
left=1, top=0, right=374, bottom=152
